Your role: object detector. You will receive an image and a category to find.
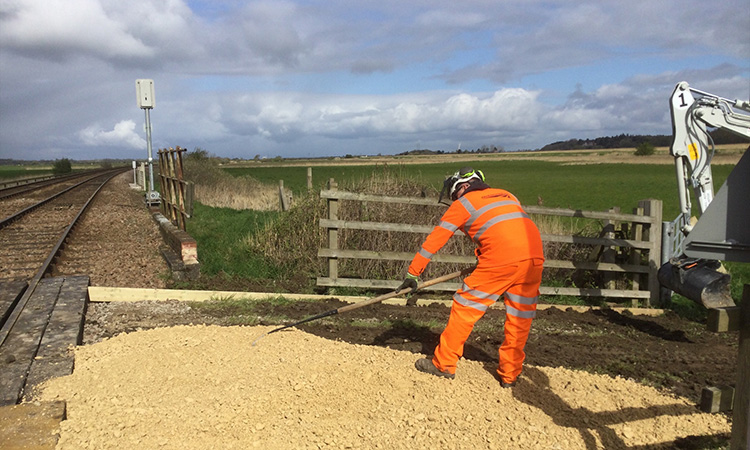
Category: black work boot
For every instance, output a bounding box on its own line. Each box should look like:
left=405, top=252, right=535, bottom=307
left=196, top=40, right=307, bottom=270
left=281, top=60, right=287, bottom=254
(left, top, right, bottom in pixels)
left=415, top=358, right=455, bottom=379
left=493, top=371, right=517, bottom=388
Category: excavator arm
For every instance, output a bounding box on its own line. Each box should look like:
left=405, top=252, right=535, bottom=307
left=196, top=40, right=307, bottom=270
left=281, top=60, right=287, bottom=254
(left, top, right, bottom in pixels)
left=669, top=81, right=750, bottom=227
left=660, top=81, right=750, bottom=308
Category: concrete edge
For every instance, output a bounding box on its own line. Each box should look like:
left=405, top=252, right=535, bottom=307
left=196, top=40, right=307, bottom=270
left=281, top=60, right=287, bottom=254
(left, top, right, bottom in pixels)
left=87, top=286, right=665, bottom=316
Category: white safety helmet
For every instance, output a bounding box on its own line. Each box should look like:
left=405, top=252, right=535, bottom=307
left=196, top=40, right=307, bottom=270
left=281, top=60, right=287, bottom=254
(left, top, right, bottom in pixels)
left=439, top=166, right=486, bottom=203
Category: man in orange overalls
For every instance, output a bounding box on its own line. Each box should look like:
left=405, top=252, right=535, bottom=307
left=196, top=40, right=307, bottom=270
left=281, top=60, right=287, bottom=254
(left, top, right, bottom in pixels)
left=396, top=167, right=544, bottom=387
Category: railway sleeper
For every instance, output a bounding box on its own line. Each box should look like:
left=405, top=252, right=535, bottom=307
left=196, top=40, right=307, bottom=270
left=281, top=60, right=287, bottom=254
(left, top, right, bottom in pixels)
left=0, top=276, right=89, bottom=406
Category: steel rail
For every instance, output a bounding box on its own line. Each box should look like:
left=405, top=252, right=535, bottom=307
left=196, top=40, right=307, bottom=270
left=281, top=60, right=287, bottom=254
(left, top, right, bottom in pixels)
left=0, top=169, right=125, bottom=347
left=0, top=170, right=105, bottom=201
left=0, top=169, right=123, bottom=230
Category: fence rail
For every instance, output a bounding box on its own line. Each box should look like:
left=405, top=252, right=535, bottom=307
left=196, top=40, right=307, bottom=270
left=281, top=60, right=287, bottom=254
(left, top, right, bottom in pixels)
left=317, top=180, right=663, bottom=306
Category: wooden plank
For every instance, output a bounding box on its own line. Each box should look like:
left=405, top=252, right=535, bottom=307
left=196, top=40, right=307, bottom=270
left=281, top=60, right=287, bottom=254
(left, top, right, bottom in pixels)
left=540, top=233, right=652, bottom=250
left=0, top=278, right=64, bottom=406
left=707, top=307, right=742, bottom=333
left=23, top=276, right=89, bottom=402
left=318, top=218, right=653, bottom=250
left=317, top=249, right=650, bottom=274
left=87, top=287, right=664, bottom=317
left=316, top=277, right=652, bottom=299
left=326, top=179, right=339, bottom=279
left=0, top=281, right=27, bottom=330
left=320, top=218, right=437, bottom=234
left=640, top=199, right=663, bottom=308
left=88, top=286, right=377, bottom=304
left=320, top=190, right=445, bottom=207
left=700, top=385, right=735, bottom=413
left=542, top=259, right=650, bottom=274
left=318, top=248, right=473, bottom=264
left=320, top=190, right=655, bottom=224
left=540, top=286, right=651, bottom=299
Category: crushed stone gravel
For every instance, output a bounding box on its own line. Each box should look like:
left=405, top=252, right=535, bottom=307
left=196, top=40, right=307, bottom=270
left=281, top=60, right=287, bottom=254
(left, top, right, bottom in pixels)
left=39, top=325, right=730, bottom=450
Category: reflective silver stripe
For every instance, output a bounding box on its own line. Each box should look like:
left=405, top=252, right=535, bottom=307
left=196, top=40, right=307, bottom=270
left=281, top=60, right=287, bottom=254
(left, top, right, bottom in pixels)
left=462, top=283, right=500, bottom=302
left=453, top=292, right=488, bottom=312
left=505, top=292, right=537, bottom=306
left=438, top=221, right=459, bottom=233
left=473, top=212, right=529, bottom=241
left=506, top=304, right=536, bottom=319
left=464, top=200, right=520, bottom=231
left=458, top=196, right=475, bottom=215
left=418, top=248, right=433, bottom=259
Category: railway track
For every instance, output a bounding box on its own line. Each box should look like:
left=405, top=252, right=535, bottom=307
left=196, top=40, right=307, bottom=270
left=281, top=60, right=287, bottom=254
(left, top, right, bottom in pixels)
left=0, top=169, right=114, bottom=216
left=0, top=168, right=127, bottom=405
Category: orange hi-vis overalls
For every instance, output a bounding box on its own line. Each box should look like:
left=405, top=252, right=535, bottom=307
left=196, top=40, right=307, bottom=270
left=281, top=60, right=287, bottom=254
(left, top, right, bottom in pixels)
left=407, top=187, right=544, bottom=384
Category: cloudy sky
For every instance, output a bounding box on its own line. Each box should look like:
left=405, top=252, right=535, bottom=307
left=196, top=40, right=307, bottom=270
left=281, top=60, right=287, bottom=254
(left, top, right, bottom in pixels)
left=1, top=0, right=748, bottom=161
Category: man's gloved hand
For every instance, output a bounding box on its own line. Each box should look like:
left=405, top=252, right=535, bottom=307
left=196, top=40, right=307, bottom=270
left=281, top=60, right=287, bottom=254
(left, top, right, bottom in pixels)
left=395, top=274, right=419, bottom=294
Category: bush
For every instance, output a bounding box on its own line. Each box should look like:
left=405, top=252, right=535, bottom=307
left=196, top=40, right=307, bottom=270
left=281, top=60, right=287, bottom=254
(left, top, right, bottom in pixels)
left=52, top=158, right=72, bottom=175
left=634, top=142, right=655, bottom=156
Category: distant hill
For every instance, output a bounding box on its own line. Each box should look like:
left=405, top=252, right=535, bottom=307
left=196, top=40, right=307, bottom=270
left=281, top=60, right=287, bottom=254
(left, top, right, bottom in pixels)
left=540, top=130, right=748, bottom=152
left=396, top=131, right=749, bottom=157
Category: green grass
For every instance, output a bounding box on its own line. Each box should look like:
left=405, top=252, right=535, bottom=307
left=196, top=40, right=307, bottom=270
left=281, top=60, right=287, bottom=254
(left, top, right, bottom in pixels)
left=186, top=202, right=282, bottom=278
left=224, top=160, right=734, bottom=220
left=0, top=165, right=53, bottom=180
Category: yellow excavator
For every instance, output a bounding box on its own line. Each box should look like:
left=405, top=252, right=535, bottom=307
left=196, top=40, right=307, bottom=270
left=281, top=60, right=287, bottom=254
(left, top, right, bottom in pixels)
left=658, top=81, right=750, bottom=308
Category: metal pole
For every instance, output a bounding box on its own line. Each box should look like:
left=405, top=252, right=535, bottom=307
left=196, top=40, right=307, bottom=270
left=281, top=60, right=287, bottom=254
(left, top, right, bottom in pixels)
left=144, top=108, right=155, bottom=197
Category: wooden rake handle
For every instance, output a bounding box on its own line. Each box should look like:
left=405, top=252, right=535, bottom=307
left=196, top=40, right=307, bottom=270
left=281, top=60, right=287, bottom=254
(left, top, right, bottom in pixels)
left=337, top=266, right=475, bottom=314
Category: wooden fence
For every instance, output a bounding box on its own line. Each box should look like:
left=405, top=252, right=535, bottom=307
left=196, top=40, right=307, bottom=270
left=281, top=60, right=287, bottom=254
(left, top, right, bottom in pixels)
left=317, top=180, right=663, bottom=307
left=157, top=146, right=194, bottom=231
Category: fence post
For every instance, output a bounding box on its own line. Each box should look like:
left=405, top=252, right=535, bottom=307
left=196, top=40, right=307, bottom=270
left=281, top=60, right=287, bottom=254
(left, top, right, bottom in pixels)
left=630, top=205, right=644, bottom=307
left=639, top=199, right=663, bottom=308
left=602, top=207, right=619, bottom=291
left=279, top=180, right=289, bottom=211
left=307, top=167, right=313, bottom=191
left=185, top=181, right=194, bottom=218
left=327, top=178, right=339, bottom=280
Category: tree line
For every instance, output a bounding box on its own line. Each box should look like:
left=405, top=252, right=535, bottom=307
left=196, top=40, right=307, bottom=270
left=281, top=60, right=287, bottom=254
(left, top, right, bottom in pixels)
left=540, top=130, right=748, bottom=152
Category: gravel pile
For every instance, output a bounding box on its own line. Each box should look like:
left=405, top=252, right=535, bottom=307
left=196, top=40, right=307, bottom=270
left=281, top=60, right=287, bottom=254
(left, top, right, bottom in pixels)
left=40, top=325, right=730, bottom=450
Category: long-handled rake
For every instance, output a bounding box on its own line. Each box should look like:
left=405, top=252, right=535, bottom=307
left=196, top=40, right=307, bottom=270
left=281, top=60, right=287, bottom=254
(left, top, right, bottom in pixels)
left=251, top=267, right=474, bottom=346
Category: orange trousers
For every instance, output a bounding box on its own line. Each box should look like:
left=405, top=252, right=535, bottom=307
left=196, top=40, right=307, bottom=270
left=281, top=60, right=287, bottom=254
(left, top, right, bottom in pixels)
left=432, top=258, right=544, bottom=384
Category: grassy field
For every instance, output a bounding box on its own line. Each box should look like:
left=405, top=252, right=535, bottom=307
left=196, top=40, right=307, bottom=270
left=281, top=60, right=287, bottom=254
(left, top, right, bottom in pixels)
left=0, top=162, right=119, bottom=181
left=223, top=159, right=736, bottom=220
left=0, top=165, right=53, bottom=180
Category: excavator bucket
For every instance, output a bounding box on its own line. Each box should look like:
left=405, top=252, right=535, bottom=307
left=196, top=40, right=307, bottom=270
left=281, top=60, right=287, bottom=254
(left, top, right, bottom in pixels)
left=658, top=258, right=735, bottom=309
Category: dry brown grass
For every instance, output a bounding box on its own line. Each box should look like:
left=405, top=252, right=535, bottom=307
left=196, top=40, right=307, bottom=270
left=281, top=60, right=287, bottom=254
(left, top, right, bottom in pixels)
left=225, top=144, right=747, bottom=169
left=183, top=158, right=280, bottom=210
left=243, top=166, right=589, bottom=284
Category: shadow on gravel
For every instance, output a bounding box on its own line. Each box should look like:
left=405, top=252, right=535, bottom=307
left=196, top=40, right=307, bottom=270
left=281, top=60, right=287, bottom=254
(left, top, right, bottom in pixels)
left=371, top=320, right=498, bottom=364
left=510, top=366, right=709, bottom=450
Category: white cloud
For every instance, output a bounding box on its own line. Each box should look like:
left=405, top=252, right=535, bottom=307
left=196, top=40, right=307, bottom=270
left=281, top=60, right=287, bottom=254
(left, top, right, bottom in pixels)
left=0, top=0, right=151, bottom=59
left=0, top=0, right=747, bottom=160
left=79, top=120, right=146, bottom=149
